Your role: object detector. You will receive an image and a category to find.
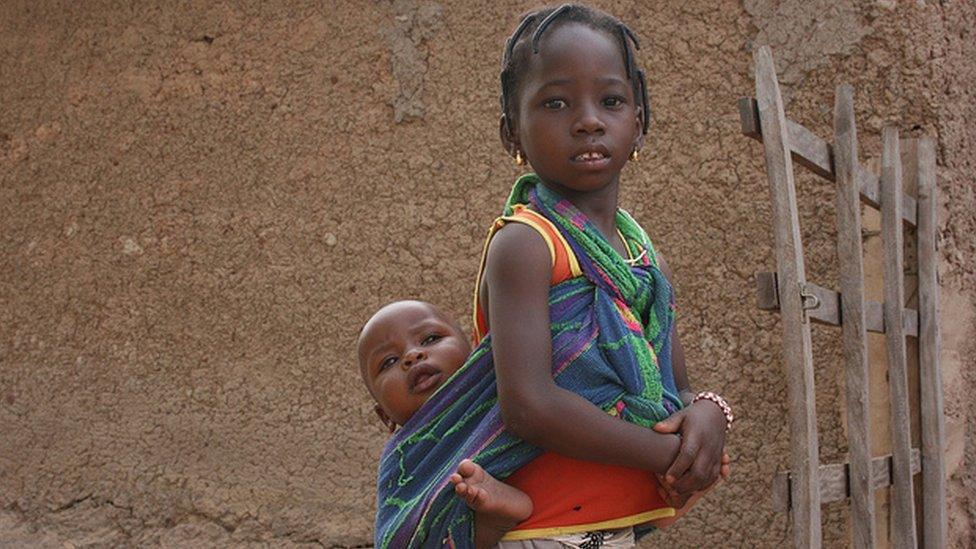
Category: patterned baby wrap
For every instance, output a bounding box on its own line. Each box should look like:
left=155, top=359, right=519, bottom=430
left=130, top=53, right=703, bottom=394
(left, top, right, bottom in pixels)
left=374, top=174, right=683, bottom=548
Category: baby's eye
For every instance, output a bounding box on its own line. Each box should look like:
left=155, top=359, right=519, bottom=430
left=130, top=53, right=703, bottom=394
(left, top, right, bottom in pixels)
left=603, top=96, right=625, bottom=108
left=379, top=356, right=397, bottom=370
left=544, top=98, right=567, bottom=110
left=421, top=334, right=442, bottom=345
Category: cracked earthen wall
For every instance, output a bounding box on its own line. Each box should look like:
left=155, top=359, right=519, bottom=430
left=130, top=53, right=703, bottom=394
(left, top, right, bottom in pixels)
left=1, top=1, right=973, bottom=547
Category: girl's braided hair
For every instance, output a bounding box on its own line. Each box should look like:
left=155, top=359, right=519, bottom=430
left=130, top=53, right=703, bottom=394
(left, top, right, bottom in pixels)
left=500, top=4, right=650, bottom=135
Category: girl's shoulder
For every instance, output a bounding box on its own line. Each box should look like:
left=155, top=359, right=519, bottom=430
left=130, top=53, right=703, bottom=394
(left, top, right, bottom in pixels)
left=472, top=211, right=554, bottom=341
left=487, top=206, right=582, bottom=283
left=483, top=221, right=551, bottom=283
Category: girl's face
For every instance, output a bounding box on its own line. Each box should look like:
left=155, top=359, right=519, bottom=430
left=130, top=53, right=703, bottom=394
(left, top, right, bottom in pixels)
left=509, top=22, right=643, bottom=196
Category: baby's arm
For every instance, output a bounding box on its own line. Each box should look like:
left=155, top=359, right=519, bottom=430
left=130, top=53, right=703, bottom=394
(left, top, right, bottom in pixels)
left=484, top=224, right=681, bottom=474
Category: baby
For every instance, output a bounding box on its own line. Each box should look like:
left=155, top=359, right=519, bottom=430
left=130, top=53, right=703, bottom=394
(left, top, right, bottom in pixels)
left=358, top=300, right=533, bottom=548
left=358, top=300, right=720, bottom=548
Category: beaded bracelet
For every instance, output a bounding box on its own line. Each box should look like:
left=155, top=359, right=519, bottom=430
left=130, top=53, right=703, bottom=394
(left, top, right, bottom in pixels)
left=692, top=391, right=734, bottom=433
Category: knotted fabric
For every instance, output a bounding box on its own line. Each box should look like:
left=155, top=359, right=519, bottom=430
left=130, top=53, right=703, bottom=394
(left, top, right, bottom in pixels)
left=374, top=174, right=682, bottom=548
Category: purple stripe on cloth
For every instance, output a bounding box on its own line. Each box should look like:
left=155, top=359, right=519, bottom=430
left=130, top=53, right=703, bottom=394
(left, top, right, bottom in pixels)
left=552, top=324, right=598, bottom=375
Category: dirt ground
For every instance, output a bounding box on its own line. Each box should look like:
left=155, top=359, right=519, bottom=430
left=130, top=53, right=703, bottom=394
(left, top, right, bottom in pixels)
left=1, top=1, right=973, bottom=547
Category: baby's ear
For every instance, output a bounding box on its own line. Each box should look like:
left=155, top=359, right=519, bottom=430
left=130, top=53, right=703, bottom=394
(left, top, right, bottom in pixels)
left=374, top=405, right=397, bottom=434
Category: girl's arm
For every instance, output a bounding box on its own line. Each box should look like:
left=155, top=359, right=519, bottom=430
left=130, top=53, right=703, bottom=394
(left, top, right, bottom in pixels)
left=652, top=253, right=729, bottom=494
left=485, top=224, right=681, bottom=475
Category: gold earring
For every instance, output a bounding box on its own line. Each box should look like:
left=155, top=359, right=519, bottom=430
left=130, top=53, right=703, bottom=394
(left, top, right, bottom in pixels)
left=515, top=150, right=525, bottom=166
left=629, top=148, right=640, bottom=162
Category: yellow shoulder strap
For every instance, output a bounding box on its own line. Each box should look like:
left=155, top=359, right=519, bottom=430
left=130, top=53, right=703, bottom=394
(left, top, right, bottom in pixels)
left=471, top=205, right=582, bottom=340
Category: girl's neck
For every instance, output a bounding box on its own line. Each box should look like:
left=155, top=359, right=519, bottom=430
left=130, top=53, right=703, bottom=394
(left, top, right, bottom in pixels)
left=542, top=177, right=620, bottom=230
left=539, top=177, right=622, bottom=245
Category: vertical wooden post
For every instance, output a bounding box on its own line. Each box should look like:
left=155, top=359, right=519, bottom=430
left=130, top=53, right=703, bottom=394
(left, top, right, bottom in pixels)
left=900, top=137, right=925, bottom=548
left=916, top=136, right=947, bottom=548
left=881, top=127, right=918, bottom=548
left=833, top=84, right=876, bottom=549
left=754, top=46, right=821, bottom=549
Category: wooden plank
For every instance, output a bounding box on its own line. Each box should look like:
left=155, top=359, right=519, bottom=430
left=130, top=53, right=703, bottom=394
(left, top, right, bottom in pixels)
left=857, top=166, right=881, bottom=207
left=755, top=271, right=779, bottom=310
left=866, top=299, right=885, bottom=334
left=901, top=138, right=926, bottom=549
left=904, top=193, right=919, bottom=231
left=771, top=449, right=922, bottom=512
left=753, top=46, right=821, bottom=549
left=739, top=96, right=834, bottom=179
left=757, top=276, right=840, bottom=327
left=916, top=135, right=948, bottom=548
left=881, top=127, right=918, bottom=548
left=738, top=97, right=917, bottom=227
left=808, top=282, right=841, bottom=328
left=857, top=167, right=920, bottom=228
left=788, top=119, right=834, bottom=180
left=755, top=272, right=918, bottom=336
left=738, top=96, right=762, bottom=139
left=832, top=83, right=875, bottom=549
left=903, top=308, right=919, bottom=338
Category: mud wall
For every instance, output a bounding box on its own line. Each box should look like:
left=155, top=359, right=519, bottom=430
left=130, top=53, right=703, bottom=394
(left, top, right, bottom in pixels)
left=1, top=1, right=973, bottom=547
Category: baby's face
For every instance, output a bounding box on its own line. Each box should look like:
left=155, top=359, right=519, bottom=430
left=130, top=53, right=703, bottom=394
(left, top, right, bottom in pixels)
left=358, top=301, right=471, bottom=427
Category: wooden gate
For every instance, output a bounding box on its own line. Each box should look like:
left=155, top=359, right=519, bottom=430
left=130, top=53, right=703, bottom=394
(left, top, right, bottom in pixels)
left=738, top=47, right=947, bottom=548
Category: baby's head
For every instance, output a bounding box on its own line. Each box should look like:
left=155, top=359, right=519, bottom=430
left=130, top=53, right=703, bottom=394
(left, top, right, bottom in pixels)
left=357, top=300, right=471, bottom=432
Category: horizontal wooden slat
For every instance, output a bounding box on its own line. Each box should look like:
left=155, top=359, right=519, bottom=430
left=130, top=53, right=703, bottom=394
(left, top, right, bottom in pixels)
left=756, top=271, right=918, bottom=336
left=856, top=166, right=880, bottom=207
left=738, top=97, right=916, bottom=227
left=856, top=167, right=918, bottom=226
left=772, top=449, right=922, bottom=512
left=739, top=96, right=833, bottom=179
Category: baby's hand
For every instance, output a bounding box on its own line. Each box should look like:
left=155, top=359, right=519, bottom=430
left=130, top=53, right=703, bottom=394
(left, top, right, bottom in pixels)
left=720, top=450, right=731, bottom=480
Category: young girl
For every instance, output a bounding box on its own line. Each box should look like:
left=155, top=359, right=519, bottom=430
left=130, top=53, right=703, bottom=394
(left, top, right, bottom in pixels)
left=475, top=4, right=732, bottom=545
left=372, top=5, right=731, bottom=548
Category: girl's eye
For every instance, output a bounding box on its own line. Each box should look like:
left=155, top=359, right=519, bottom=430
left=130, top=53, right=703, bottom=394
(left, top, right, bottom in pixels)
left=379, top=356, right=397, bottom=370
left=422, top=334, right=442, bottom=345
left=603, top=96, right=625, bottom=108
left=544, top=99, right=567, bottom=109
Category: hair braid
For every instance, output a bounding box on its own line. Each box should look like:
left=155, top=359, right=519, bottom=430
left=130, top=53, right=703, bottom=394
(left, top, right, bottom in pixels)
left=531, top=4, right=573, bottom=53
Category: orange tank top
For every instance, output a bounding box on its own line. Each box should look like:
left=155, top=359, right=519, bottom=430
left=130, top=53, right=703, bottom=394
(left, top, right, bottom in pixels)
left=472, top=205, right=675, bottom=540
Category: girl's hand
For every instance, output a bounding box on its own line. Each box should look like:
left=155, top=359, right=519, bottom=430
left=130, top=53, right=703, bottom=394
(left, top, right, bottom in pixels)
left=655, top=474, right=690, bottom=508
left=652, top=399, right=728, bottom=495
left=656, top=453, right=729, bottom=525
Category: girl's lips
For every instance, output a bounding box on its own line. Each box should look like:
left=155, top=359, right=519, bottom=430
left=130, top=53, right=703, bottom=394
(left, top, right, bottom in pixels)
left=571, top=155, right=612, bottom=170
